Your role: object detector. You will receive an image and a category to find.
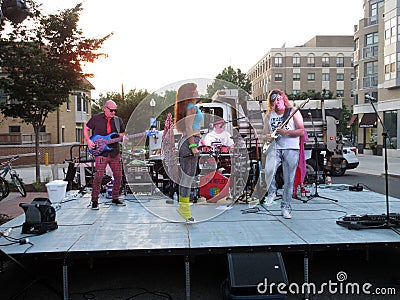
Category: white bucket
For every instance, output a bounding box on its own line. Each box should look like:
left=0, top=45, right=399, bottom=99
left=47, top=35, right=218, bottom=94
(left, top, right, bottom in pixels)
left=46, top=180, right=68, bottom=203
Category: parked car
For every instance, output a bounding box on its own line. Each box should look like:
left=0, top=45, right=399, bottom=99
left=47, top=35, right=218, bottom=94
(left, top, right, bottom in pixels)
left=330, top=139, right=359, bottom=176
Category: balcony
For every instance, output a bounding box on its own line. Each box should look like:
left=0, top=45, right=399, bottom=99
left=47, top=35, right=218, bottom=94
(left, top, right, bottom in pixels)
left=0, top=133, right=51, bottom=145
left=364, top=17, right=379, bottom=27
left=362, top=75, right=378, bottom=89
left=362, top=45, right=378, bottom=59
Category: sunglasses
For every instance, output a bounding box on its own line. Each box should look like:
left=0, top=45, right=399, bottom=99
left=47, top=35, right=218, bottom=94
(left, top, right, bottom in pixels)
left=270, top=93, right=282, bottom=102
left=106, top=107, right=117, bottom=113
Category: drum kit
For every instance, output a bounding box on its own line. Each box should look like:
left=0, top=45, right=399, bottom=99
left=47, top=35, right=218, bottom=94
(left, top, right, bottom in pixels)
left=198, top=143, right=232, bottom=175
left=197, top=141, right=256, bottom=203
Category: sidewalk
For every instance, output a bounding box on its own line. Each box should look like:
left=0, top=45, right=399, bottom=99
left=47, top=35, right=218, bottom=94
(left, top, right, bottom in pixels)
left=354, top=154, right=400, bottom=178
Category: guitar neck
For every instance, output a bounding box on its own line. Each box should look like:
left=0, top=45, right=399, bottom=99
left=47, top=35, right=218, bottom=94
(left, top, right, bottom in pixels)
left=105, top=132, right=147, bottom=145
left=278, top=98, right=310, bottom=130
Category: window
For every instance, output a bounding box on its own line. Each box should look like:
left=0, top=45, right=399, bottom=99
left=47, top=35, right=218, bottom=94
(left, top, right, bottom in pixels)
left=336, top=90, right=344, bottom=97
left=307, top=54, right=315, bottom=67
left=354, top=38, right=359, bottom=61
left=336, top=73, right=344, bottom=81
left=384, top=54, right=397, bottom=80
left=293, top=90, right=300, bottom=95
left=336, top=55, right=345, bottom=67
left=365, top=61, right=378, bottom=75
left=307, top=73, right=315, bottom=81
left=40, top=126, right=46, bottom=133
left=293, top=73, right=300, bottom=81
left=385, top=17, right=397, bottom=45
left=370, top=1, right=384, bottom=25
left=274, top=73, right=283, bottom=81
left=363, top=61, right=378, bottom=88
left=66, top=99, right=70, bottom=110
left=62, top=128, right=65, bottom=143
left=293, top=54, right=301, bottom=67
left=384, top=110, right=398, bottom=148
left=322, top=73, right=330, bottom=81
left=76, top=128, right=83, bottom=143
left=274, top=56, right=283, bottom=67
left=76, top=94, right=82, bottom=111
left=0, top=89, right=7, bottom=104
left=365, top=32, right=378, bottom=46
left=9, top=126, right=20, bottom=133
left=322, top=54, right=330, bottom=67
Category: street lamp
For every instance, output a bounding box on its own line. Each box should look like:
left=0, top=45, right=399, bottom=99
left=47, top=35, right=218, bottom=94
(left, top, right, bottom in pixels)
left=149, top=98, right=156, bottom=128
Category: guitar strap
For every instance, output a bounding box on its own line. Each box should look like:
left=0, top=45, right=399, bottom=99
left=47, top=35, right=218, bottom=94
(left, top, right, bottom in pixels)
left=114, top=117, right=121, bottom=134
left=282, top=108, right=292, bottom=124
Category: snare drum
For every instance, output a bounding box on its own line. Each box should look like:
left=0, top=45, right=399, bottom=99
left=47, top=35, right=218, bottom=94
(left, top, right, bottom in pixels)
left=198, top=145, right=212, bottom=154
left=215, top=145, right=230, bottom=154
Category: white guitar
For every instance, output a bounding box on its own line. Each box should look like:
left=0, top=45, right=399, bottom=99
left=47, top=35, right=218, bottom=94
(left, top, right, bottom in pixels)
left=262, top=98, right=310, bottom=154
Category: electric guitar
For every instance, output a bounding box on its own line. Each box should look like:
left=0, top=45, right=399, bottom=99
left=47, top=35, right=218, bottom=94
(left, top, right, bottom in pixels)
left=262, top=98, right=310, bottom=155
left=89, top=130, right=158, bottom=156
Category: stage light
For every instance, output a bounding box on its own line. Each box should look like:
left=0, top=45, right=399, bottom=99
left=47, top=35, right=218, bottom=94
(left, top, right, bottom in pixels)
left=1, top=0, right=30, bottom=24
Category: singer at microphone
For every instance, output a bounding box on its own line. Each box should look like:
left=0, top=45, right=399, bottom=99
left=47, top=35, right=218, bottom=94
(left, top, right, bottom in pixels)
left=365, top=94, right=377, bottom=102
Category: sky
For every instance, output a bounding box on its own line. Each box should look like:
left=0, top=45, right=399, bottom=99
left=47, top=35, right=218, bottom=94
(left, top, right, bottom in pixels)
left=38, top=0, right=365, bottom=99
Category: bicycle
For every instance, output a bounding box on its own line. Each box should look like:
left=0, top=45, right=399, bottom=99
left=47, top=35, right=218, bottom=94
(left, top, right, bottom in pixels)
left=0, top=155, right=27, bottom=200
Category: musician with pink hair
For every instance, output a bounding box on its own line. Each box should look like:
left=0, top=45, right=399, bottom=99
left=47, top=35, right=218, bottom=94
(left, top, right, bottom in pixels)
left=262, top=90, right=305, bottom=219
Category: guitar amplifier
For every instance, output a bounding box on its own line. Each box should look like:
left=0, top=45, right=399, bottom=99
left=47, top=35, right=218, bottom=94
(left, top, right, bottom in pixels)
left=126, top=164, right=153, bottom=183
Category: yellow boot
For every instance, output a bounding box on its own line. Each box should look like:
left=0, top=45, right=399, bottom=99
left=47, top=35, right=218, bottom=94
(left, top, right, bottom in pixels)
left=178, top=196, right=195, bottom=222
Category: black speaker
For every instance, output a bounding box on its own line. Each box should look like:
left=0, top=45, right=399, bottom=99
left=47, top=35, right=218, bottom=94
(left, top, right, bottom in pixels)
left=19, top=198, right=58, bottom=234
left=224, top=252, right=288, bottom=299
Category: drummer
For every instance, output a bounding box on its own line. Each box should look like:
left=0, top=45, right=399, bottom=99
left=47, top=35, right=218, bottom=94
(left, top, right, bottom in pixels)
left=202, top=119, right=234, bottom=151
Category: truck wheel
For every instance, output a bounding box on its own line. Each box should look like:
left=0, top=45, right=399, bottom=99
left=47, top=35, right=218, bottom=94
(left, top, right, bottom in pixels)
left=330, top=166, right=346, bottom=176
left=306, top=158, right=317, bottom=173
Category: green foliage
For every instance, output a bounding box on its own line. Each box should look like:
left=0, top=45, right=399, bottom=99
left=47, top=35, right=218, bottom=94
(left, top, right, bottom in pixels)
left=337, top=105, right=353, bottom=136
left=286, top=89, right=334, bottom=100
left=95, top=89, right=150, bottom=125
left=0, top=2, right=110, bottom=182
left=207, top=66, right=252, bottom=98
left=32, top=181, right=42, bottom=192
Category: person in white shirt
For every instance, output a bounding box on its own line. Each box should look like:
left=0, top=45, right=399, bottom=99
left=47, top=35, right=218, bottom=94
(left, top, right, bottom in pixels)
left=262, top=89, right=305, bottom=219
left=203, top=119, right=234, bottom=150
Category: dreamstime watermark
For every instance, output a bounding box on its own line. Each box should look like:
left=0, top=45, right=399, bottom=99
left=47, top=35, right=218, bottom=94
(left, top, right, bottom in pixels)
left=257, top=271, right=397, bottom=296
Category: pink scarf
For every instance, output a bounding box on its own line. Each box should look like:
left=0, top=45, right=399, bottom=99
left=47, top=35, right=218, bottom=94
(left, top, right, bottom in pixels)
left=293, top=132, right=309, bottom=196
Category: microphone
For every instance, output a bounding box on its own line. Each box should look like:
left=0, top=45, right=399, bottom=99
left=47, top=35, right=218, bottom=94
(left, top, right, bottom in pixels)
left=365, top=94, right=377, bottom=102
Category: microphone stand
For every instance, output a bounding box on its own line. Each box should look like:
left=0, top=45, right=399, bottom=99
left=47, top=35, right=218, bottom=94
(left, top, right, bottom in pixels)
left=303, top=110, right=338, bottom=203
left=368, top=100, right=398, bottom=228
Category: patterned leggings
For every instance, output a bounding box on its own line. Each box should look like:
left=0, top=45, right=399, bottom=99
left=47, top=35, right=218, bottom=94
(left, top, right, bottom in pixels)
left=91, top=154, right=122, bottom=201
left=178, top=137, right=200, bottom=198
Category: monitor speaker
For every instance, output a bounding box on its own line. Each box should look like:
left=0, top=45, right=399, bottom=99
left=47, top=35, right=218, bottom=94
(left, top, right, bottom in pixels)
left=19, top=198, right=58, bottom=234
left=224, top=252, right=288, bottom=299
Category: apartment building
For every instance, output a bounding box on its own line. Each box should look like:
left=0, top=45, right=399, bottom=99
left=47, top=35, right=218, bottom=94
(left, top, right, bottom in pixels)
left=352, top=0, right=400, bottom=157
left=247, top=35, right=355, bottom=109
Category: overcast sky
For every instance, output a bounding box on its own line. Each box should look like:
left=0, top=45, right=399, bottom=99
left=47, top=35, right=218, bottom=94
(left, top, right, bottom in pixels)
left=39, top=0, right=365, bottom=98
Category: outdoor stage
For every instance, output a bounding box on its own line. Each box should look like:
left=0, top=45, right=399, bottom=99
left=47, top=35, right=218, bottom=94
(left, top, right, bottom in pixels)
left=1, top=184, right=400, bottom=299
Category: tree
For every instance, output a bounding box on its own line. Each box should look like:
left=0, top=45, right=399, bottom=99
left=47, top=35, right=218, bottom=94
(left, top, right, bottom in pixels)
left=96, top=89, right=150, bottom=126
left=0, top=2, right=111, bottom=182
left=207, top=66, right=252, bottom=98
